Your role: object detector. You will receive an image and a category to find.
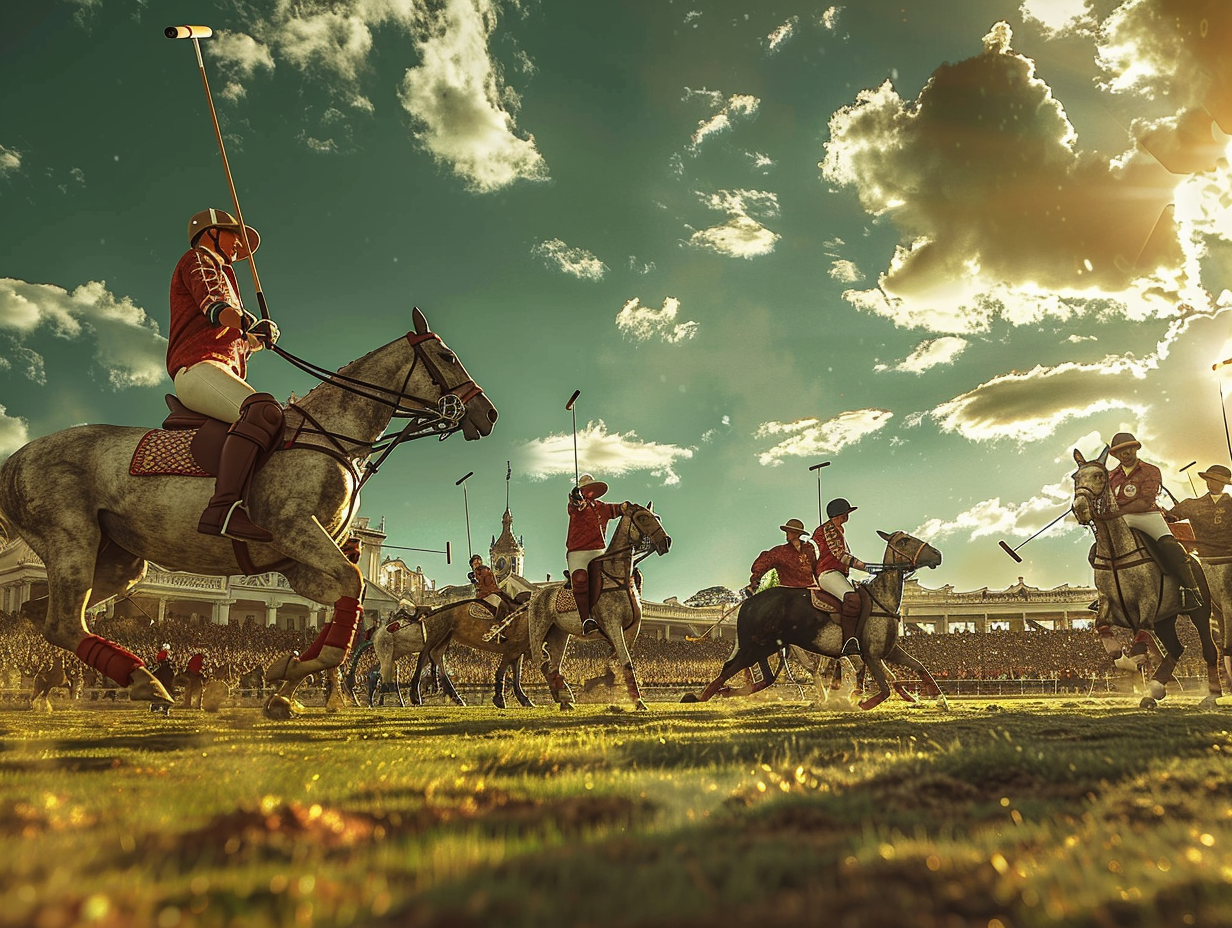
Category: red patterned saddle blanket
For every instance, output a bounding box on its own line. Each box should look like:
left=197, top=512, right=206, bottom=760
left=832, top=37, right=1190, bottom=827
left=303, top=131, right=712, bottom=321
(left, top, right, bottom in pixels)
left=553, top=587, right=578, bottom=614
left=130, top=429, right=211, bottom=477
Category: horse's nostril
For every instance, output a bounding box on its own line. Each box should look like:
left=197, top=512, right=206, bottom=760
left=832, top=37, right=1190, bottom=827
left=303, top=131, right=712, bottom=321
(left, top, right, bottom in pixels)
left=487, top=409, right=498, bottom=423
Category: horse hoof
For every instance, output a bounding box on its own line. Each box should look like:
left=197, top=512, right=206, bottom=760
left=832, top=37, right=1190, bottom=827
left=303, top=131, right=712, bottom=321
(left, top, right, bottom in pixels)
left=264, top=652, right=296, bottom=684
left=1114, top=654, right=1146, bottom=672
left=560, top=702, right=575, bottom=712
left=858, top=691, right=890, bottom=711
left=264, top=696, right=296, bottom=720
left=1148, top=680, right=1166, bottom=700
left=1199, top=695, right=1220, bottom=709
left=635, top=699, right=649, bottom=711
left=1139, top=696, right=1157, bottom=709
left=680, top=693, right=698, bottom=703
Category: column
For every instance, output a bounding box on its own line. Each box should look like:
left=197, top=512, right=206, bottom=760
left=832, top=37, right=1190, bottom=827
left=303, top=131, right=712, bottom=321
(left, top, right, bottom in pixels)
left=157, top=598, right=167, bottom=625
left=212, top=600, right=234, bottom=626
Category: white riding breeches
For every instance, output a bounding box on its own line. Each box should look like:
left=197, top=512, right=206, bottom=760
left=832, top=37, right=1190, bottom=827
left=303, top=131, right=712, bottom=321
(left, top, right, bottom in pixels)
left=567, top=549, right=605, bottom=575
left=1121, top=511, right=1172, bottom=541
left=817, top=570, right=855, bottom=598
left=174, top=360, right=255, bottom=424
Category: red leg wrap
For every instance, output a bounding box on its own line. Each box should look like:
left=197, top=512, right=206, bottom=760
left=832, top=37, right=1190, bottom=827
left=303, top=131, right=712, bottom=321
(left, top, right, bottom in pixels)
left=299, top=597, right=363, bottom=662
left=76, top=634, right=143, bottom=688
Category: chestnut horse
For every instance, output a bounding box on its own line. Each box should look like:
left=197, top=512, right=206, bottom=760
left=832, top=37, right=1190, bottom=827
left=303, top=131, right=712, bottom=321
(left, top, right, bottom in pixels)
left=0, top=308, right=495, bottom=719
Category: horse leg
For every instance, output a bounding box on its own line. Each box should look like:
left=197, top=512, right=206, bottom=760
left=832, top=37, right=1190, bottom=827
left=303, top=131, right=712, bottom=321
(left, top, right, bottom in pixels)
left=1185, top=603, right=1224, bottom=704
left=885, top=643, right=949, bottom=710
left=435, top=643, right=464, bottom=706
left=540, top=624, right=575, bottom=710
left=686, top=640, right=769, bottom=702
left=492, top=660, right=507, bottom=709
left=36, top=531, right=172, bottom=708
left=510, top=654, right=534, bottom=708
left=609, top=625, right=646, bottom=710
left=858, top=657, right=893, bottom=710
left=263, top=527, right=365, bottom=718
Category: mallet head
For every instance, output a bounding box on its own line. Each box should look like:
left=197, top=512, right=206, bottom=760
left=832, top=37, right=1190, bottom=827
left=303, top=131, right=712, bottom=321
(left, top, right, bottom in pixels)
left=165, top=25, right=213, bottom=39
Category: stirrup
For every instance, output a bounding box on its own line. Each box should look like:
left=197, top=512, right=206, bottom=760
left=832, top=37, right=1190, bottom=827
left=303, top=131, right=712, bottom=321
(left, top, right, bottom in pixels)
left=841, top=637, right=861, bottom=656
left=580, top=617, right=600, bottom=636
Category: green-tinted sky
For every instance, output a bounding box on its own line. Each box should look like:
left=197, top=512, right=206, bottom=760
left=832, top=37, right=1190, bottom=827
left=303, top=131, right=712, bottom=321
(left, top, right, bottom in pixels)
left=4, top=0, right=1232, bottom=601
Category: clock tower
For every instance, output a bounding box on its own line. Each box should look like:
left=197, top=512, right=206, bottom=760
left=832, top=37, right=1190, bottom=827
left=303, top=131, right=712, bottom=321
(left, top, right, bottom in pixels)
left=489, top=508, right=525, bottom=581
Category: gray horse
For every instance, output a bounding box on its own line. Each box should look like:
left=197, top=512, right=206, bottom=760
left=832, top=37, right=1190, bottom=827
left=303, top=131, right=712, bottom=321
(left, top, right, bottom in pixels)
left=524, top=503, right=671, bottom=710
left=683, top=530, right=946, bottom=710
left=1071, top=447, right=1221, bottom=707
left=0, top=308, right=495, bottom=718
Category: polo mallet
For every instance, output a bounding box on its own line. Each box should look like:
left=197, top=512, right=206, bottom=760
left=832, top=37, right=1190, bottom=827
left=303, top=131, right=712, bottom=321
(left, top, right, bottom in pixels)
left=1181, top=461, right=1199, bottom=497
left=165, top=25, right=271, bottom=334
left=380, top=541, right=452, bottom=565
left=997, top=508, right=1074, bottom=563
left=456, top=472, right=474, bottom=560
left=565, top=390, right=581, bottom=487
left=809, top=460, right=830, bottom=525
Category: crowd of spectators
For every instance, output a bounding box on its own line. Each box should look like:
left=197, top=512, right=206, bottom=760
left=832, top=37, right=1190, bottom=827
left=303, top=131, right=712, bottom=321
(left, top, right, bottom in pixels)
left=0, top=609, right=1220, bottom=695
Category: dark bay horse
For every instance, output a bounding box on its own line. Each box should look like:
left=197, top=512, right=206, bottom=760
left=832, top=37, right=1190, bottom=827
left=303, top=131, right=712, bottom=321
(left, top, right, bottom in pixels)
left=0, top=308, right=495, bottom=719
left=683, top=530, right=946, bottom=710
left=1071, top=447, right=1222, bottom=707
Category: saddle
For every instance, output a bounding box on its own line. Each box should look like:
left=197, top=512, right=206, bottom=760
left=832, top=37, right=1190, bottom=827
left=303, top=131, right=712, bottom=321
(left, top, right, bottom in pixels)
left=554, top=568, right=644, bottom=614
left=809, top=585, right=870, bottom=623
left=153, top=394, right=282, bottom=478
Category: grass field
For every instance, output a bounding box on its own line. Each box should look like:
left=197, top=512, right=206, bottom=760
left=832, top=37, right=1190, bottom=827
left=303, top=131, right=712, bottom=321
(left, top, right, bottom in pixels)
left=1, top=696, right=1230, bottom=928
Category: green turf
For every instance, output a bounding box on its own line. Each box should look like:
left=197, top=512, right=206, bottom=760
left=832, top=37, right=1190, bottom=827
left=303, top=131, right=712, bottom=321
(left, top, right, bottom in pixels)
left=0, top=698, right=1229, bottom=927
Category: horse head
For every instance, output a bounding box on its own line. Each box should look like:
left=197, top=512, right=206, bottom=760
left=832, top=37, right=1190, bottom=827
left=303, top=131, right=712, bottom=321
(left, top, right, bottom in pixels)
left=1071, top=446, right=1112, bottom=526
left=407, top=308, right=498, bottom=441
left=876, top=530, right=942, bottom=571
left=627, top=501, right=672, bottom=556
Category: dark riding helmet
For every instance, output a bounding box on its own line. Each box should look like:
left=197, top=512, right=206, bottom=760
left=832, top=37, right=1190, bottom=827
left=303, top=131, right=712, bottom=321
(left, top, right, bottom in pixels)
left=826, top=498, right=857, bottom=519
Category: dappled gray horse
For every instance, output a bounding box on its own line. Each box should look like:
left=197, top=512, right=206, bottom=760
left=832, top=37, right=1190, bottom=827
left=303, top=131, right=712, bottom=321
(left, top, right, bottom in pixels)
left=0, top=309, right=495, bottom=719
left=524, top=503, right=671, bottom=710
left=1071, top=447, right=1221, bottom=707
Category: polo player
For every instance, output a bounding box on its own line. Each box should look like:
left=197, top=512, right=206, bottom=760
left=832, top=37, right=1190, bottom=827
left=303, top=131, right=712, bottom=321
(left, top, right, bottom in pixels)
left=747, top=518, right=818, bottom=594
left=812, top=498, right=871, bottom=655
left=1093, top=432, right=1202, bottom=612
left=566, top=474, right=630, bottom=636
left=168, top=208, right=284, bottom=543
left=1166, top=462, right=1232, bottom=685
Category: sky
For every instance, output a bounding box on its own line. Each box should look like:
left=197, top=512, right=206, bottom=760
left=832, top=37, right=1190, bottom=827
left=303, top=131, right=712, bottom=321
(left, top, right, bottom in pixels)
left=4, top=0, right=1232, bottom=603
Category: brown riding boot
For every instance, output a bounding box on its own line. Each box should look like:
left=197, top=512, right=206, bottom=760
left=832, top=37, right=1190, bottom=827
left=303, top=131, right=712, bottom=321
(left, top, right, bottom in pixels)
left=573, top=569, right=598, bottom=635
left=198, top=393, right=285, bottom=543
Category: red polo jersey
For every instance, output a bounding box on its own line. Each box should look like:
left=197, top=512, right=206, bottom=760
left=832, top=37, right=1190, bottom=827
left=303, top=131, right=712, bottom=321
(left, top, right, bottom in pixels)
left=167, top=246, right=254, bottom=378
left=566, top=498, right=624, bottom=552
left=750, top=542, right=818, bottom=589
left=1110, top=460, right=1162, bottom=511
left=812, top=519, right=865, bottom=575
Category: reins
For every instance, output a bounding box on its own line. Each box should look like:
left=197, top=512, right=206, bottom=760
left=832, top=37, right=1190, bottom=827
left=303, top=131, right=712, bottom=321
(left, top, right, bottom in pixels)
left=268, top=329, right=483, bottom=489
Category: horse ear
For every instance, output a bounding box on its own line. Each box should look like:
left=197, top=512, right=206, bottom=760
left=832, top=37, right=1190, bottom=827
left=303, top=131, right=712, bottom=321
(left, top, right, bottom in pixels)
left=646, top=500, right=653, bottom=512
left=877, top=530, right=891, bottom=541
left=1073, top=449, right=1086, bottom=465
left=1097, top=445, right=1110, bottom=466
left=412, top=306, right=429, bottom=335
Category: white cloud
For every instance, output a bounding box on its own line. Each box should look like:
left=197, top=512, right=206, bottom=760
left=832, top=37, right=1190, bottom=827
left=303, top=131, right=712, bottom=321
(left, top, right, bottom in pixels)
left=0, top=144, right=21, bottom=180
left=828, top=259, right=862, bottom=283
left=0, top=405, right=28, bottom=460
left=701, top=415, right=731, bottom=443
left=688, top=92, right=760, bottom=151
left=1019, top=0, right=1093, bottom=36
left=615, top=297, right=698, bottom=344
left=820, top=7, right=843, bottom=31
left=531, top=239, right=608, bottom=280
left=689, top=188, right=781, bottom=259
left=628, top=257, right=655, bottom=275
left=0, top=279, right=166, bottom=389
left=398, top=0, right=547, bottom=193
left=522, top=420, right=694, bottom=485
left=874, top=336, right=968, bottom=374
left=821, top=22, right=1194, bottom=332
left=765, top=17, right=798, bottom=54
left=755, top=409, right=893, bottom=466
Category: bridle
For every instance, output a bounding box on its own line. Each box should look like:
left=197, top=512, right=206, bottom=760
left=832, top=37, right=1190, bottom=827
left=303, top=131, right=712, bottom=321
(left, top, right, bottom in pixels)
left=865, top=531, right=935, bottom=619
left=270, top=330, right=485, bottom=488
left=1072, top=461, right=1112, bottom=520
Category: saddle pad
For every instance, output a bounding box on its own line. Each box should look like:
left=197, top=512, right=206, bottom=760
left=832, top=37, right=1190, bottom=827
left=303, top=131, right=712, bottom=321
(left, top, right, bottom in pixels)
left=385, top=621, right=402, bottom=634
left=130, top=429, right=210, bottom=477
left=809, top=589, right=839, bottom=613
left=468, top=602, right=497, bottom=621
left=554, top=587, right=578, bottom=614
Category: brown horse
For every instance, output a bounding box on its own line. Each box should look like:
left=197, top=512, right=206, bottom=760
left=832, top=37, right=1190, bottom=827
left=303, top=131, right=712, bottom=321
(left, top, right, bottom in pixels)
left=1071, top=447, right=1222, bottom=707
left=525, top=502, right=672, bottom=710
left=407, top=596, right=536, bottom=708
left=31, top=655, right=78, bottom=710
left=0, top=309, right=495, bottom=719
